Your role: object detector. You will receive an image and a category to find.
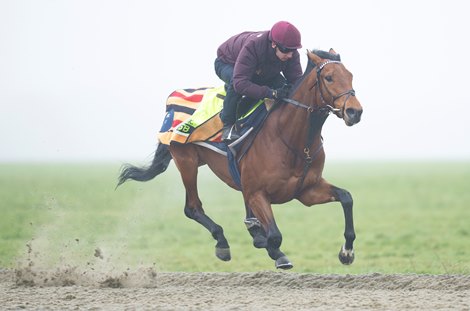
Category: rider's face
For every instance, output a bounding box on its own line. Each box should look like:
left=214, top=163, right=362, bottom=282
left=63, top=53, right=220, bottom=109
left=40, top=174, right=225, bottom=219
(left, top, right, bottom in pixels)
left=272, top=42, right=295, bottom=62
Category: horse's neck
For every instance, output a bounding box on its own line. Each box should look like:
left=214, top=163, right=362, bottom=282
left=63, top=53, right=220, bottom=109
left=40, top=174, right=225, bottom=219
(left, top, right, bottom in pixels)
left=274, top=101, right=327, bottom=151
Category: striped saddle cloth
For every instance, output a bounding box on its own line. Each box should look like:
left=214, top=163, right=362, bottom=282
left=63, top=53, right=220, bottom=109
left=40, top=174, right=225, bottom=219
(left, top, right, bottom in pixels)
left=157, top=86, right=268, bottom=147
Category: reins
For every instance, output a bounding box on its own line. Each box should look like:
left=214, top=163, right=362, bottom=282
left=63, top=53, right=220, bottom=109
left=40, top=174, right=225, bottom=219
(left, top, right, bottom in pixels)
left=282, top=59, right=356, bottom=198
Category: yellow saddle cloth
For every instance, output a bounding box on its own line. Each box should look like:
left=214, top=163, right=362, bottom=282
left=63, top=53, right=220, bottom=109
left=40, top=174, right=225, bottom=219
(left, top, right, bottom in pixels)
left=158, top=86, right=226, bottom=145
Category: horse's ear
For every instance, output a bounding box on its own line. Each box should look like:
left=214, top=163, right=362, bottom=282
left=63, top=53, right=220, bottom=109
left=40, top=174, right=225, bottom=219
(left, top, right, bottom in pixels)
left=307, top=50, right=322, bottom=65
left=328, top=48, right=341, bottom=61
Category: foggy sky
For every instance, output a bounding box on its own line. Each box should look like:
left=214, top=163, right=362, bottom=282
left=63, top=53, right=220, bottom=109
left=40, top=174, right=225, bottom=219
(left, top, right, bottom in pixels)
left=1, top=0, right=469, bottom=162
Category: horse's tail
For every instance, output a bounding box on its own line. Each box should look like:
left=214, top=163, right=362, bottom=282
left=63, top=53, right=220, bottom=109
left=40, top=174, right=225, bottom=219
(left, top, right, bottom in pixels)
left=117, top=143, right=173, bottom=187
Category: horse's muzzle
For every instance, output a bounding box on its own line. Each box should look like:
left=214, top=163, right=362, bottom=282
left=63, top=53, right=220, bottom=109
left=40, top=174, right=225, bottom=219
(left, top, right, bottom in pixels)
left=344, top=108, right=363, bottom=126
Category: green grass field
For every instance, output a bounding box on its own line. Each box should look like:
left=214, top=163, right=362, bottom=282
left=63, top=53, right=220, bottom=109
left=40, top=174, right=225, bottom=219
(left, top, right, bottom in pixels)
left=1, top=161, right=469, bottom=274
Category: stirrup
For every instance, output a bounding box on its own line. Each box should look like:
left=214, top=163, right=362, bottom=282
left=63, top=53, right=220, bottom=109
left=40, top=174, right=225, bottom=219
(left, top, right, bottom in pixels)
left=222, top=124, right=240, bottom=142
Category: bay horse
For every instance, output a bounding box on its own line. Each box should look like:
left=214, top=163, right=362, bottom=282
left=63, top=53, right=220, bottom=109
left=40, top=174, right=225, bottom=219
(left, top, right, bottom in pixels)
left=118, top=49, right=363, bottom=269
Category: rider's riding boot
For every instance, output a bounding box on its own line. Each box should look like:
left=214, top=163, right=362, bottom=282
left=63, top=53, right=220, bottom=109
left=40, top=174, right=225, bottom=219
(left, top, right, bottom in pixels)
left=220, top=86, right=241, bottom=143
left=221, top=123, right=241, bottom=142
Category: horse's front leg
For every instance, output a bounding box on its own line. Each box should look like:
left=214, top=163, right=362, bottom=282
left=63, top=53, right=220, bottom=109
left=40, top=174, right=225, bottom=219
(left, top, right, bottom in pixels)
left=298, top=179, right=356, bottom=265
left=332, top=186, right=356, bottom=264
left=245, top=192, right=293, bottom=269
left=244, top=204, right=267, bottom=248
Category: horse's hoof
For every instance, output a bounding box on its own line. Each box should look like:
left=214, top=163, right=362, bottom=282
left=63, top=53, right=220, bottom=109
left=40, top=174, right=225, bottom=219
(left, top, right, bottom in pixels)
left=338, top=245, right=354, bottom=265
left=215, top=247, right=231, bottom=261
left=275, top=256, right=293, bottom=270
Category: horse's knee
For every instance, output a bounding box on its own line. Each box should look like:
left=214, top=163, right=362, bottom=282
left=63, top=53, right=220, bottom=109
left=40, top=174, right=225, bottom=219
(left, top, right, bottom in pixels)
left=333, top=186, right=353, bottom=206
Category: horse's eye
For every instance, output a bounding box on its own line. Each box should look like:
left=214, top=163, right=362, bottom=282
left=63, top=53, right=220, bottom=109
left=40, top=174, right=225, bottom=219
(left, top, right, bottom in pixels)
left=325, top=75, right=333, bottom=82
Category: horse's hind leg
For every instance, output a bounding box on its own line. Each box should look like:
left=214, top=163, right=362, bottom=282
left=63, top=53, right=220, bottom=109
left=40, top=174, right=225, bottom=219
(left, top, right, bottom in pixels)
left=170, top=144, right=231, bottom=261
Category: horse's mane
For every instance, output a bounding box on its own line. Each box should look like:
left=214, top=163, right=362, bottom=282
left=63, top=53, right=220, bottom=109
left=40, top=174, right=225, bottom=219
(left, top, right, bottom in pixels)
left=311, top=49, right=341, bottom=62
left=305, top=49, right=341, bottom=74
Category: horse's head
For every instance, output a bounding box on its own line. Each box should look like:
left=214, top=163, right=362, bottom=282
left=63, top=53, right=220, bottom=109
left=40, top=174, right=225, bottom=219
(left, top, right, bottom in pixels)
left=306, top=49, right=363, bottom=126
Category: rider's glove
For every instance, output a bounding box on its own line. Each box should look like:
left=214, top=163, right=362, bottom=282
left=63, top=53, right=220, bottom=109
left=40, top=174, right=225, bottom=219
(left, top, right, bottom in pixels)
left=271, top=84, right=292, bottom=100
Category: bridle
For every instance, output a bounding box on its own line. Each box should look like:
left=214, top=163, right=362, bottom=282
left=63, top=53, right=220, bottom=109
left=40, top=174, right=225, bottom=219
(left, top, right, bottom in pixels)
left=280, top=59, right=356, bottom=199
left=316, top=60, right=356, bottom=117
left=283, top=59, right=355, bottom=116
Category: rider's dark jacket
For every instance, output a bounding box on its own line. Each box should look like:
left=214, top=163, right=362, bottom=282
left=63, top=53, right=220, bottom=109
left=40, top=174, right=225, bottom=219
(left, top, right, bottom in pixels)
left=217, top=30, right=303, bottom=99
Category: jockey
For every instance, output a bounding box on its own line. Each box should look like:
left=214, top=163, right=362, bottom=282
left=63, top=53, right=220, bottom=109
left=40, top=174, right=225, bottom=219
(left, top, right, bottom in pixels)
left=215, top=21, right=303, bottom=142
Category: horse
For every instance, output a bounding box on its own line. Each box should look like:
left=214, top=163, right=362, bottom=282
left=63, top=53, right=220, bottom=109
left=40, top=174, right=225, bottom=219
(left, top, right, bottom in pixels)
left=117, top=48, right=363, bottom=269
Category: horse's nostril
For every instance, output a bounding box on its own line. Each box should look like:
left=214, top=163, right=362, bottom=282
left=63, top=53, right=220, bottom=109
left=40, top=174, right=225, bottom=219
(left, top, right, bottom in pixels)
left=346, top=108, right=357, bottom=118
left=346, top=108, right=363, bottom=122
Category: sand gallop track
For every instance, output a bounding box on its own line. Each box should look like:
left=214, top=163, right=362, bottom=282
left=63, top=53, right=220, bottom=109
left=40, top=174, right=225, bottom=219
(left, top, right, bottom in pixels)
left=1, top=268, right=470, bottom=310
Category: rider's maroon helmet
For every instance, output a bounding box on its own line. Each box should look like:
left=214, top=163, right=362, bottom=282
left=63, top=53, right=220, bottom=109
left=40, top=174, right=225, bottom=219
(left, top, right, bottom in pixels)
left=270, top=21, right=302, bottom=49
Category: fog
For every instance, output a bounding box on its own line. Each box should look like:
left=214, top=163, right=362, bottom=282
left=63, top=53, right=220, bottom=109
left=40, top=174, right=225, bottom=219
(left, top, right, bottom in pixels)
left=1, top=0, right=469, bottom=162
